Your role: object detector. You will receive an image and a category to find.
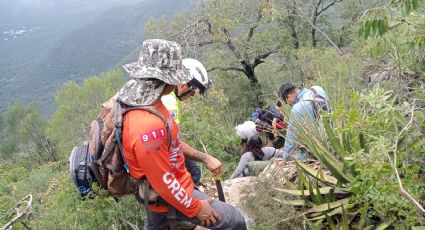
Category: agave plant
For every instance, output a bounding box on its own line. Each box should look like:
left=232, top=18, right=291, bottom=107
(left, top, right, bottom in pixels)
left=274, top=85, right=425, bottom=229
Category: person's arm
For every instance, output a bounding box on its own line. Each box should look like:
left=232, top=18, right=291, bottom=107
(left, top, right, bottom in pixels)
left=261, top=147, right=279, bottom=159
left=272, top=117, right=278, bottom=139
left=271, top=148, right=285, bottom=159
left=282, top=106, right=302, bottom=161
left=230, top=153, right=253, bottom=179
left=182, top=141, right=222, bottom=176
left=282, top=128, right=295, bottom=161
left=134, top=120, right=201, bottom=218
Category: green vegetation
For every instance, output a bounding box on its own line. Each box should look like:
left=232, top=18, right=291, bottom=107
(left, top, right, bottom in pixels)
left=1, top=0, right=424, bottom=229
left=274, top=85, right=424, bottom=228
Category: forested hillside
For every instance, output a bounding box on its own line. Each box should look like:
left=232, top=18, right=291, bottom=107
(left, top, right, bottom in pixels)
left=1, top=0, right=424, bottom=229
left=0, top=0, right=194, bottom=114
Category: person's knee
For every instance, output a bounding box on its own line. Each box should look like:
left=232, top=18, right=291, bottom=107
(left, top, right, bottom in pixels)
left=233, top=211, right=247, bottom=229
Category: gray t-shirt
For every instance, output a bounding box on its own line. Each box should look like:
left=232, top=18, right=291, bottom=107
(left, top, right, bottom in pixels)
left=230, top=147, right=284, bottom=179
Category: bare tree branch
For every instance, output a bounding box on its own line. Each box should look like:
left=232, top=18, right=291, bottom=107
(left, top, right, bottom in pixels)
left=207, top=66, right=245, bottom=72
left=247, top=0, right=268, bottom=42
left=390, top=100, right=425, bottom=214
left=247, top=25, right=259, bottom=43
left=317, top=0, right=342, bottom=16
left=1, top=195, right=33, bottom=230
left=253, top=50, right=277, bottom=67
left=285, top=0, right=354, bottom=87
left=171, top=19, right=214, bottom=49
left=311, top=0, right=343, bottom=47
left=256, top=50, right=277, bottom=60
left=221, top=27, right=242, bottom=59
left=198, top=41, right=214, bottom=47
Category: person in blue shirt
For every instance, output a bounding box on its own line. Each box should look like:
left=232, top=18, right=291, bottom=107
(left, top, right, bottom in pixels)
left=277, top=82, right=329, bottom=160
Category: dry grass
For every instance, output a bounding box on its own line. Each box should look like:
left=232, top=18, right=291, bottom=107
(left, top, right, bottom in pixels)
left=242, top=179, right=304, bottom=230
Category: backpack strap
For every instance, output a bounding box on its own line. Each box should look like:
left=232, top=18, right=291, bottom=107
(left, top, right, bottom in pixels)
left=300, top=87, right=328, bottom=117
left=114, top=102, right=130, bottom=173
left=141, top=180, right=178, bottom=230
left=310, top=87, right=327, bottom=103
left=309, top=87, right=320, bottom=115
left=120, top=105, right=172, bottom=150
left=113, top=101, right=173, bottom=173
left=271, top=148, right=277, bottom=158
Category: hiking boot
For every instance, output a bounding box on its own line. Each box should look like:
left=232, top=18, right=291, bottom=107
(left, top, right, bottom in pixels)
left=178, top=221, right=197, bottom=230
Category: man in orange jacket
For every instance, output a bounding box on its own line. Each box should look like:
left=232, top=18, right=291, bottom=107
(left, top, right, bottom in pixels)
left=119, top=39, right=246, bottom=230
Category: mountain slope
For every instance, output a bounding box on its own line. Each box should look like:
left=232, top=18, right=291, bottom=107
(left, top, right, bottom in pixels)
left=0, top=0, right=194, bottom=114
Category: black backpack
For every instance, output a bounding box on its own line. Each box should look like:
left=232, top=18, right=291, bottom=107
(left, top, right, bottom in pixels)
left=69, top=141, right=93, bottom=198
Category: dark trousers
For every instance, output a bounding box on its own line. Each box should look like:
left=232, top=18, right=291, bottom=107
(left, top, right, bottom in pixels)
left=143, top=189, right=247, bottom=230
left=185, top=159, right=201, bottom=185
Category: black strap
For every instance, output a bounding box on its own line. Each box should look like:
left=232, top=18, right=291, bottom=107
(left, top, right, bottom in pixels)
left=309, top=87, right=327, bottom=117
left=97, top=141, right=116, bottom=167
left=110, top=102, right=173, bottom=174
left=141, top=180, right=179, bottom=230
left=144, top=181, right=152, bottom=228
left=310, top=87, right=319, bottom=112
left=167, top=206, right=178, bottom=230
left=271, top=148, right=277, bottom=158
left=118, top=103, right=178, bottom=229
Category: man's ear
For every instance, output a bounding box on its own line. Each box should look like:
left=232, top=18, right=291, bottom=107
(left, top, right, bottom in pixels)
left=161, top=84, right=176, bottom=96
left=177, top=84, right=189, bottom=92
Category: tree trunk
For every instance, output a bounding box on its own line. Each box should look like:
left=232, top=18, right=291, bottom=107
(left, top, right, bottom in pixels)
left=242, top=63, right=264, bottom=107
left=311, top=13, right=318, bottom=48
left=311, top=0, right=322, bottom=48
left=288, top=13, right=300, bottom=49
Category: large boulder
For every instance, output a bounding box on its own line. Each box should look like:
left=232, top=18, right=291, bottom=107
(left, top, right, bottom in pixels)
left=199, top=176, right=256, bottom=229
left=197, top=158, right=326, bottom=229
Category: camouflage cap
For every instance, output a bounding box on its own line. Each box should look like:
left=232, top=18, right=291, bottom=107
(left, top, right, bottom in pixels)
left=122, top=39, right=191, bottom=85
left=118, top=79, right=165, bottom=106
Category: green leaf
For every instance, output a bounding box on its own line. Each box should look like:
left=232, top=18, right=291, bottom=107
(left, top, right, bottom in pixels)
left=376, top=219, right=394, bottom=230
left=304, top=198, right=350, bottom=213
left=343, top=131, right=352, bottom=153
left=325, top=214, right=337, bottom=230
left=317, top=154, right=355, bottom=183
left=309, top=179, right=321, bottom=204
left=357, top=202, right=369, bottom=229
left=295, top=161, right=338, bottom=185
left=296, top=165, right=309, bottom=195
left=323, top=116, right=345, bottom=158
left=341, top=204, right=350, bottom=230
left=306, top=207, right=342, bottom=221
left=273, top=198, right=306, bottom=206
left=315, top=179, right=324, bottom=204
left=351, top=131, right=362, bottom=153
left=272, top=187, right=347, bottom=196
left=358, top=23, right=365, bottom=37
left=412, top=227, right=425, bottom=230
left=408, top=135, right=425, bottom=150
left=412, top=0, right=419, bottom=9
left=364, top=20, right=372, bottom=39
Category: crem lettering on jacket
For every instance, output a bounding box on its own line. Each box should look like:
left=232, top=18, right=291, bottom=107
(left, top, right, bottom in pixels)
left=163, top=172, right=193, bottom=208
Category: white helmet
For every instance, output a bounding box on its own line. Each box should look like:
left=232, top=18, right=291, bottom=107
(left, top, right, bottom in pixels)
left=182, top=58, right=212, bottom=96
